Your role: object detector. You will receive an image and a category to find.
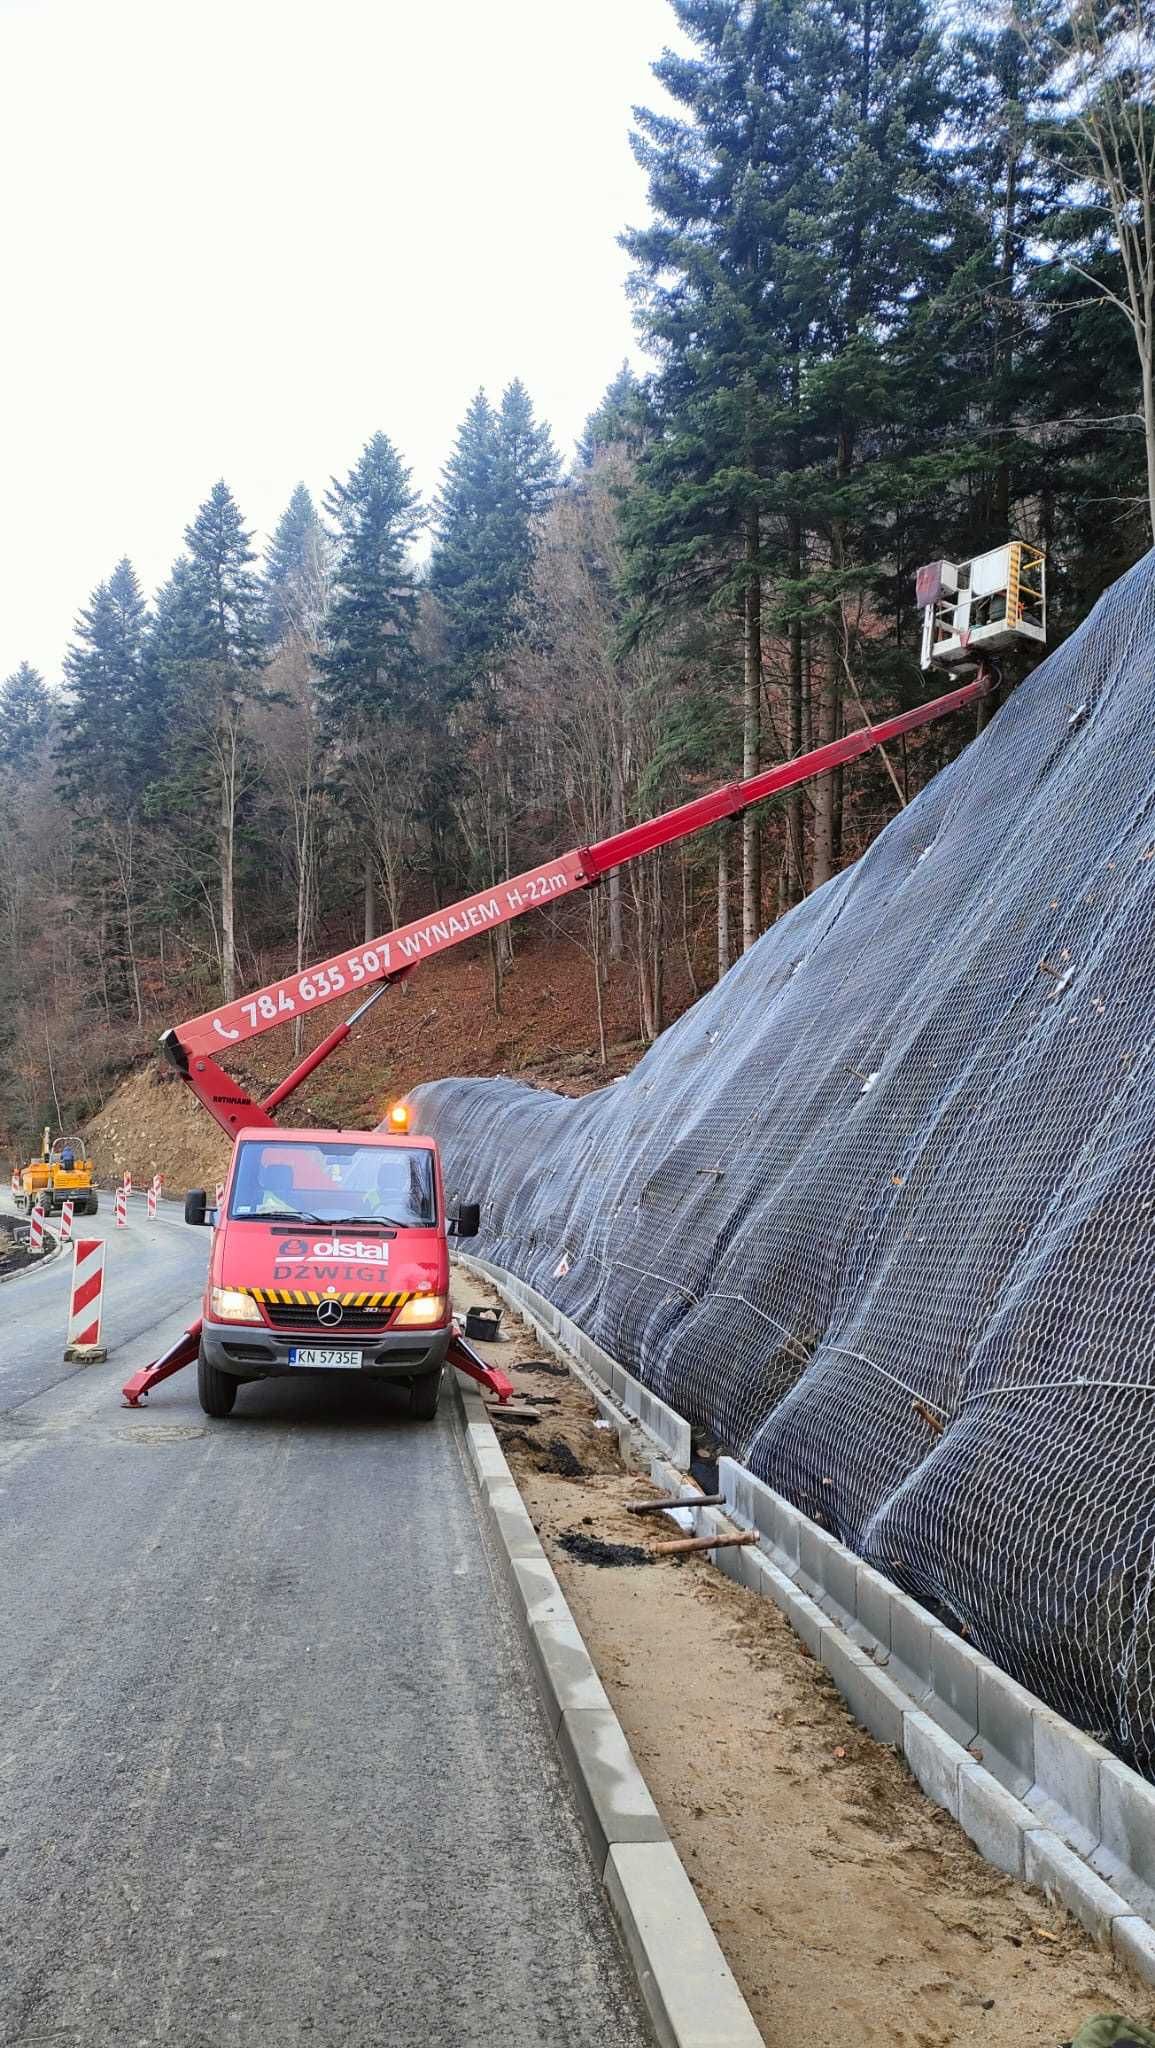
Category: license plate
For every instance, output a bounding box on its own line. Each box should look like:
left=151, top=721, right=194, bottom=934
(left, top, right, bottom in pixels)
left=287, top=1347, right=360, bottom=1369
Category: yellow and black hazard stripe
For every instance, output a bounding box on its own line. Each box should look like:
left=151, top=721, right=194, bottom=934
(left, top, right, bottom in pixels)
left=244, top=1287, right=416, bottom=1310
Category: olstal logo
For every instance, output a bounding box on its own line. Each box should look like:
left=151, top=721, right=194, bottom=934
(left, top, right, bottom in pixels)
left=276, top=1237, right=389, bottom=1263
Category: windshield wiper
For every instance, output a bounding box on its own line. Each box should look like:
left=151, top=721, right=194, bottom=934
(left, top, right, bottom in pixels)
left=258, top=1208, right=328, bottom=1225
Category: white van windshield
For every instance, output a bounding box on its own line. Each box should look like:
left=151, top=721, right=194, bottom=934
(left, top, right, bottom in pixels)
left=229, top=1140, right=436, bottom=1227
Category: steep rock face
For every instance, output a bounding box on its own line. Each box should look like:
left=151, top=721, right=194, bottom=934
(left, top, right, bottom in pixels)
left=416, top=549, right=1155, bottom=1770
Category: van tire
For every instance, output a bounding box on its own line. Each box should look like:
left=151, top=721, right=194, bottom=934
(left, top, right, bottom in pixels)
left=198, top=1345, right=238, bottom=1418
left=409, top=1367, right=443, bottom=1420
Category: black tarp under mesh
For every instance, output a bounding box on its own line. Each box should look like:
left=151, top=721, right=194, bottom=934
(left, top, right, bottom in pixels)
left=414, top=550, right=1155, bottom=1770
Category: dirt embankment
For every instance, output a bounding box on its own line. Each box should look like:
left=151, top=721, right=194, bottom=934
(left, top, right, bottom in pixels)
left=457, top=1267, right=1146, bottom=2048
left=86, top=1065, right=233, bottom=1193
left=86, top=933, right=689, bottom=1189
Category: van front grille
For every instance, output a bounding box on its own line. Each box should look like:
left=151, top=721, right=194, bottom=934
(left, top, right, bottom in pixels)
left=260, top=1300, right=399, bottom=1334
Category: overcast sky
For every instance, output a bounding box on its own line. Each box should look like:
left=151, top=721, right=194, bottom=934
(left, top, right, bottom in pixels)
left=1, top=0, right=683, bottom=681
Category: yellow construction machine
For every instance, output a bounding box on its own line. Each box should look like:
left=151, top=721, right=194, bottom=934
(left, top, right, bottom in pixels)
left=13, top=1129, right=99, bottom=1215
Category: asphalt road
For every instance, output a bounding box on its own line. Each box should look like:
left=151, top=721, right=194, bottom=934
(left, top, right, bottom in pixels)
left=0, top=1199, right=650, bottom=2047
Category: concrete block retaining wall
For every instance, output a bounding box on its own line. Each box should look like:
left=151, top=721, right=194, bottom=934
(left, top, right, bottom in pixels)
left=461, top=1254, right=1155, bottom=1991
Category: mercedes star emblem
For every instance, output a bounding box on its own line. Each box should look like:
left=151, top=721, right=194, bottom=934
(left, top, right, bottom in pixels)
left=316, top=1299, right=344, bottom=1328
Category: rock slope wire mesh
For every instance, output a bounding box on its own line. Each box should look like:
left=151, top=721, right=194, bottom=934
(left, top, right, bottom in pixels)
left=414, top=551, right=1155, bottom=1771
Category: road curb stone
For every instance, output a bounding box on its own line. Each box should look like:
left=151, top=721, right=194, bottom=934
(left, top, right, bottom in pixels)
left=452, top=1370, right=765, bottom=2048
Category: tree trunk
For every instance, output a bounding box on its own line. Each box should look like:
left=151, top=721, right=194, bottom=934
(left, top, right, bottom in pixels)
left=589, top=893, right=607, bottom=1069
left=681, top=847, right=699, bottom=1000
left=992, top=142, right=1019, bottom=535
left=294, top=834, right=312, bottom=1059
left=717, top=832, right=731, bottom=980
left=221, top=754, right=236, bottom=1002
left=742, top=515, right=762, bottom=949
left=652, top=911, right=664, bottom=1038
left=608, top=749, right=625, bottom=963
left=109, top=820, right=144, bottom=1031
left=1143, top=346, right=1155, bottom=543
left=787, top=510, right=805, bottom=902
left=362, top=857, right=377, bottom=944
left=811, top=648, right=840, bottom=890
left=814, top=421, right=851, bottom=891
left=489, top=929, right=503, bottom=1017
left=832, top=745, right=844, bottom=869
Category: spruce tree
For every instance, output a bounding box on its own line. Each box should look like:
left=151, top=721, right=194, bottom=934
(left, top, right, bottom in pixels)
left=0, top=662, right=52, bottom=771
left=428, top=381, right=558, bottom=995
left=58, top=557, right=151, bottom=803
left=621, top=0, right=831, bottom=932
left=576, top=363, right=643, bottom=466
left=155, top=482, right=266, bottom=1000
left=317, top=433, right=423, bottom=939
left=264, top=483, right=328, bottom=648
left=55, top=561, right=155, bottom=1024
left=184, top=479, right=264, bottom=671
left=429, top=391, right=501, bottom=683
left=430, top=381, right=559, bottom=692
left=318, top=434, right=422, bottom=717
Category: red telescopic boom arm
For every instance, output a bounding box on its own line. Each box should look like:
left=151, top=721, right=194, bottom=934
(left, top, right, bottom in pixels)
left=166, top=670, right=991, bottom=1128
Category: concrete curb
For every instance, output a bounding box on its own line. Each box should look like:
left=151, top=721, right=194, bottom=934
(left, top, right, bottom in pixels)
left=459, top=1254, right=692, bottom=1467
left=0, top=1208, right=65, bottom=1283
left=460, top=1256, right=1155, bottom=1993
left=452, top=1370, right=765, bottom=2048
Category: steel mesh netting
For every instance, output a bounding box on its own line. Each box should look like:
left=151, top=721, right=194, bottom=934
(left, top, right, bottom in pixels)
left=413, top=551, right=1155, bottom=1771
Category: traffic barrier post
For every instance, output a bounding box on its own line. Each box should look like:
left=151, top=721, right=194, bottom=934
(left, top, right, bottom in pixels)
left=59, top=1197, right=75, bottom=1243
left=123, top=1171, right=132, bottom=1194
left=28, top=1202, right=45, bottom=1253
left=147, top=1187, right=157, bottom=1220
left=215, top=1182, right=225, bottom=1208
left=114, top=1187, right=127, bottom=1229
left=64, top=1238, right=107, bottom=1362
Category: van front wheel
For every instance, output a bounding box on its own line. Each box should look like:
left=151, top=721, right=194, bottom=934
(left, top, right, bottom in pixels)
left=198, top=1345, right=238, bottom=1418
left=409, top=1367, right=443, bottom=1421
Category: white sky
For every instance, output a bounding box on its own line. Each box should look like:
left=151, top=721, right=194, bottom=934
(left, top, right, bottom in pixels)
left=0, top=0, right=683, bottom=681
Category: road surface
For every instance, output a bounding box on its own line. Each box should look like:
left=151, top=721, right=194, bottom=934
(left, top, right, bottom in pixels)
left=0, top=1198, right=650, bottom=2046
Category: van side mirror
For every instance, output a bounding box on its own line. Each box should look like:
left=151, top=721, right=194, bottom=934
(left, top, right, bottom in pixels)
left=184, top=1188, right=208, bottom=1226
left=450, top=1201, right=480, bottom=1240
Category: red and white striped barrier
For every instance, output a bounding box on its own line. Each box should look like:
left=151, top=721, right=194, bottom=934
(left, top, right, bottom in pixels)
left=147, top=1187, right=157, bottom=1220
left=28, top=1202, right=46, bottom=1252
left=59, top=1197, right=75, bottom=1243
left=10, top=1169, right=19, bottom=1198
left=122, top=1171, right=132, bottom=1194
left=215, top=1183, right=225, bottom=1208
left=114, top=1187, right=127, bottom=1229
left=66, top=1238, right=106, bottom=1357
left=151, top=1172, right=163, bottom=1197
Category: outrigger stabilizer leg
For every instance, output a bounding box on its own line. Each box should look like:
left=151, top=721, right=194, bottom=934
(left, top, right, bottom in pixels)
left=122, top=1321, right=514, bottom=1407
left=447, top=1330, right=514, bottom=1404
left=122, top=1321, right=203, bottom=1406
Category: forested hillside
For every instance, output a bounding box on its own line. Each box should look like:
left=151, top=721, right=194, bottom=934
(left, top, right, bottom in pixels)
left=2, top=0, right=1151, bottom=1145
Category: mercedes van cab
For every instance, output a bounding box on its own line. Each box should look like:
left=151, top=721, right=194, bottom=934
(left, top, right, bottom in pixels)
left=183, top=1118, right=478, bottom=1421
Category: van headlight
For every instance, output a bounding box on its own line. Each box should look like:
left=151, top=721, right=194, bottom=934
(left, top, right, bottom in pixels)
left=210, top=1286, right=263, bottom=1324
left=394, top=1292, right=448, bottom=1328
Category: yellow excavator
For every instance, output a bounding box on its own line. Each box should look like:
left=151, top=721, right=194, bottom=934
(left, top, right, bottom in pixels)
left=13, top=1129, right=99, bottom=1216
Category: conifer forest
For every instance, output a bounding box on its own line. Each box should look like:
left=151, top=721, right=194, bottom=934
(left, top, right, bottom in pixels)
left=3, top=0, right=1153, bottom=1137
